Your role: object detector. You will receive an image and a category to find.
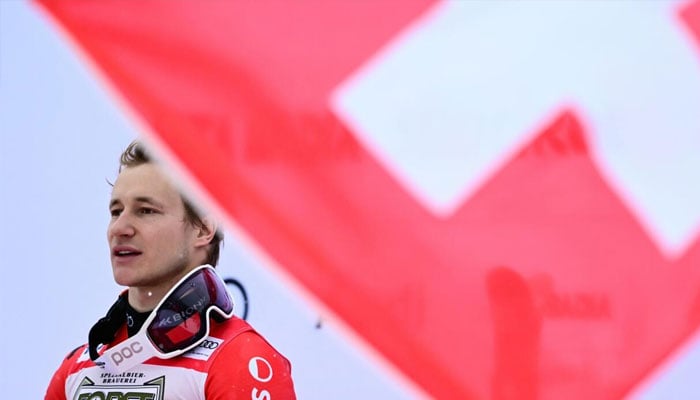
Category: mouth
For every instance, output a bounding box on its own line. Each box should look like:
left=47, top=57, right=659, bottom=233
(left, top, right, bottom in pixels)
left=112, top=246, right=143, bottom=259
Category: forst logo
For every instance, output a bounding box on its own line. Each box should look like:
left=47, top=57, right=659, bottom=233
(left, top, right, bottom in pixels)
left=73, top=376, right=164, bottom=400
left=77, top=392, right=154, bottom=400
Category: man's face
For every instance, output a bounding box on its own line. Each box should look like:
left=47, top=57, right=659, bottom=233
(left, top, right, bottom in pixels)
left=108, top=163, right=198, bottom=289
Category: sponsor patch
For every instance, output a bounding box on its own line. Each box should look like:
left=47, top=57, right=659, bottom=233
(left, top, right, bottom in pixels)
left=72, top=376, right=165, bottom=400
left=248, top=356, right=273, bottom=383
left=181, top=337, right=224, bottom=361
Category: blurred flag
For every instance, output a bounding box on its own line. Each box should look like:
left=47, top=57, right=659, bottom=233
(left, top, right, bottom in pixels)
left=36, top=1, right=700, bottom=399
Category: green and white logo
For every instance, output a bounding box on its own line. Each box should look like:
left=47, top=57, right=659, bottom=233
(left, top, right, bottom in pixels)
left=72, top=376, right=165, bottom=400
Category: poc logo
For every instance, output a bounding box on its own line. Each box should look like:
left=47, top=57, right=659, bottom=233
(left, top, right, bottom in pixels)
left=111, top=341, right=143, bottom=366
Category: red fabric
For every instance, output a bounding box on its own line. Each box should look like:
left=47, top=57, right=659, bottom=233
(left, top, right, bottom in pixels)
left=45, top=317, right=295, bottom=399
left=205, top=332, right=295, bottom=399
left=36, top=1, right=700, bottom=399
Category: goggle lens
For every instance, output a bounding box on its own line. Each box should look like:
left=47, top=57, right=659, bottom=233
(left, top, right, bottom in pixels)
left=147, top=268, right=233, bottom=354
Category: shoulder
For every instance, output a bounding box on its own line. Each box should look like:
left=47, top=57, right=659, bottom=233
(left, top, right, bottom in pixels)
left=59, top=343, right=92, bottom=370
left=209, top=317, right=290, bottom=371
left=204, top=319, right=296, bottom=399
left=213, top=330, right=292, bottom=373
left=45, top=344, right=90, bottom=400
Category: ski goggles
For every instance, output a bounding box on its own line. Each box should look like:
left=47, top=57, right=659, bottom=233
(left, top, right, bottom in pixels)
left=96, top=265, right=234, bottom=373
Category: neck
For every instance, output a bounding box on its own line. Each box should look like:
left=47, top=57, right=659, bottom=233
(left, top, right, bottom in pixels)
left=127, top=265, right=198, bottom=312
left=128, top=286, right=166, bottom=312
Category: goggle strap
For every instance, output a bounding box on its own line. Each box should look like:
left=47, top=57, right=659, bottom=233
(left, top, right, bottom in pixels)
left=95, top=331, right=155, bottom=374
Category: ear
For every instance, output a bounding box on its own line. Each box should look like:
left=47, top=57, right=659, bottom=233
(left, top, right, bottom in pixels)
left=193, top=217, right=218, bottom=249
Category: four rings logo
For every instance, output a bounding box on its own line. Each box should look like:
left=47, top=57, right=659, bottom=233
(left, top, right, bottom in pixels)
left=182, top=337, right=225, bottom=361
left=199, top=340, right=219, bottom=350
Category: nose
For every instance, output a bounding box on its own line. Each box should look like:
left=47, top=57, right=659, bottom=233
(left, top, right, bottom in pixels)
left=108, top=213, right=136, bottom=239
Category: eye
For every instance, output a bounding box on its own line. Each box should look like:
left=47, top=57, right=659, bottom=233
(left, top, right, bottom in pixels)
left=139, top=207, right=158, bottom=215
left=110, top=208, right=122, bottom=217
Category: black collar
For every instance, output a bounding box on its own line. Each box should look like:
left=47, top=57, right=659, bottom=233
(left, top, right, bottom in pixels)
left=87, top=291, right=153, bottom=361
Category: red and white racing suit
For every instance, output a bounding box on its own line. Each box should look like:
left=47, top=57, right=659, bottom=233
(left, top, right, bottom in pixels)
left=45, top=316, right=296, bottom=399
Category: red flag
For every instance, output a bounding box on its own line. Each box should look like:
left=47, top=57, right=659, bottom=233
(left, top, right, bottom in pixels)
left=36, top=1, right=700, bottom=398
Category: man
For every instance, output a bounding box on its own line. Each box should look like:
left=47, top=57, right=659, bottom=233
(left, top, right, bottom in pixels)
left=45, top=141, right=296, bottom=399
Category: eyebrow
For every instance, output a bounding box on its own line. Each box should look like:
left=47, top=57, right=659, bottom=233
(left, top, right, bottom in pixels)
left=109, top=196, right=164, bottom=209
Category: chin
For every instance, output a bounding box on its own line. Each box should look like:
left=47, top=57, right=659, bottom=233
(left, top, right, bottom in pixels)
left=112, top=268, right=141, bottom=287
